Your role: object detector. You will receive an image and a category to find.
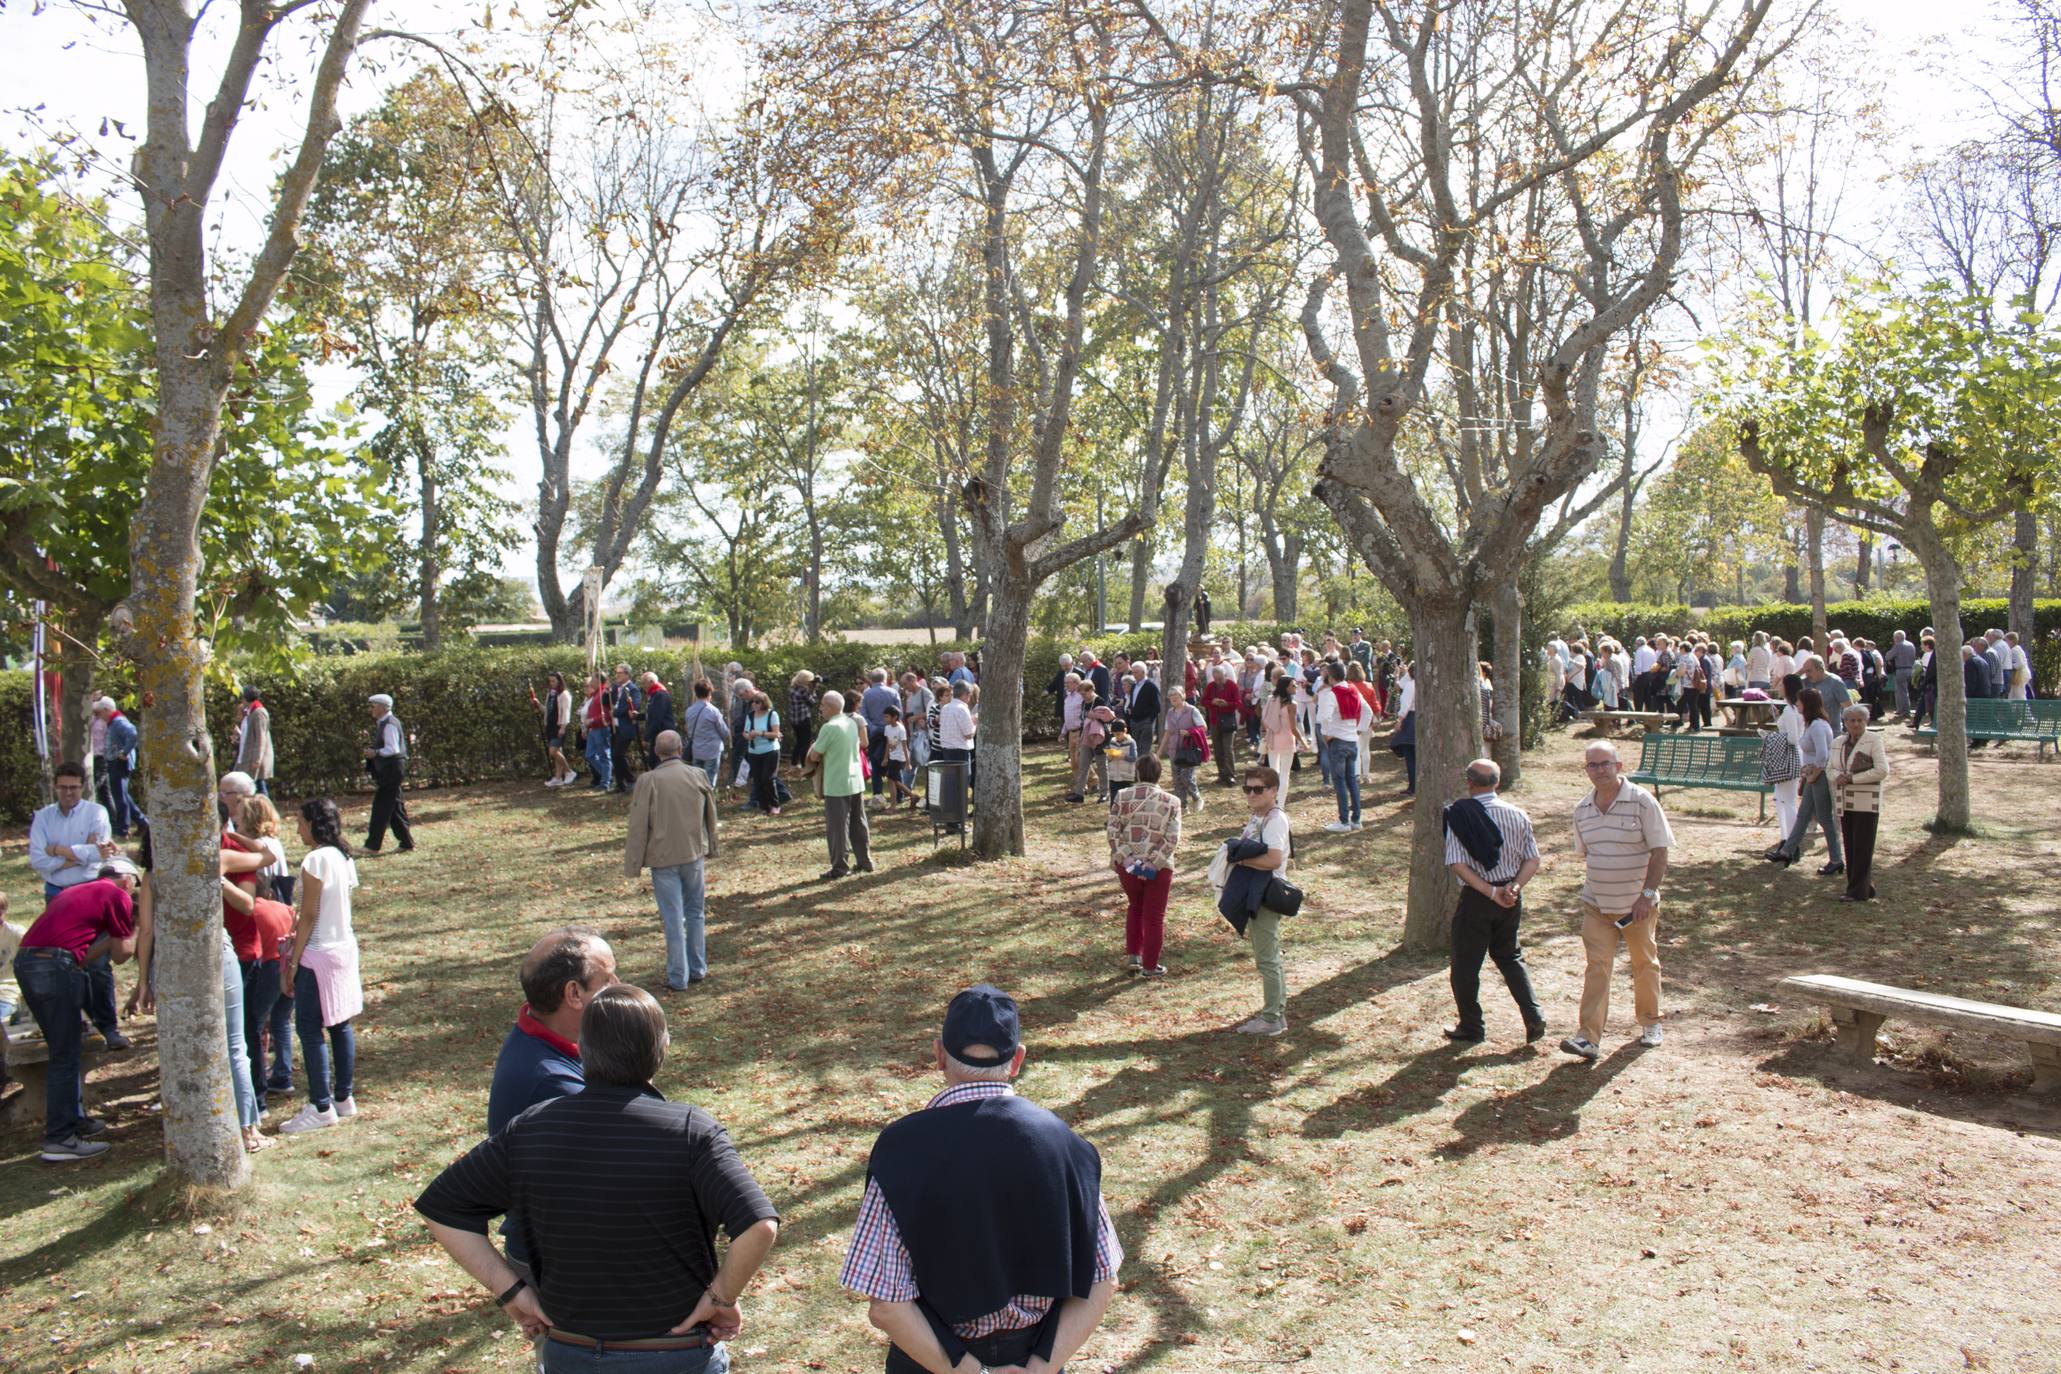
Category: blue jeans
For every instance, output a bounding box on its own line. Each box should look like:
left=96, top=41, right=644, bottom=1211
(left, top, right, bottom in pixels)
left=1326, top=737, right=1360, bottom=823
left=14, top=949, right=88, bottom=1143
left=690, top=752, right=722, bottom=785
left=105, top=757, right=137, bottom=836
left=220, top=932, right=258, bottom=1129
left=542, top=1340, right=729, bottom=1374
left=294, top=962, right=355, bottom=1110
left=242, top=957, right=285, bottom=1107
left=651, top=860, right=707, bottom=989
left=584, top=729, right=613, bottom=790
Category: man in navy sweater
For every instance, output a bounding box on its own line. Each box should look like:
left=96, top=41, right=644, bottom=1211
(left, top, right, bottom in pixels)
left=486, top=928, right=616, bottom=1283
left=841, top=986, right=1120, bottom=1374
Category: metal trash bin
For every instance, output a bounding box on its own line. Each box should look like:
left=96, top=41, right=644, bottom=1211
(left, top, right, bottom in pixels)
left=925, top=758, right=969, bottom=849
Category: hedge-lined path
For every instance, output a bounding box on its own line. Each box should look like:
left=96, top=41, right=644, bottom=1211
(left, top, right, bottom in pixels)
left=3, top=725, right=2058, bottom=1373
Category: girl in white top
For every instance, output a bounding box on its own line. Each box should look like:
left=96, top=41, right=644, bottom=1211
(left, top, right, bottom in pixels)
left=1769, top=674, right=1808, bottom=835
left=278, top=797, right=362, bottom=1136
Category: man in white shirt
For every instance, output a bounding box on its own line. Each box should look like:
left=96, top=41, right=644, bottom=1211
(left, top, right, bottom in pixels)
left=26, top=763, right=128, bottom=1048
left=936, top=682, right=977, bottom=827
left=1562, top=741, right=1674, bottom=1061
left=1315, top=663, right=1363, bottom=833
left=2005, top=632, right=2032, bottom=700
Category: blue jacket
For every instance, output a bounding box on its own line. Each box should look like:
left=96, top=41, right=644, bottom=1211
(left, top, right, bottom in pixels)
left=486, top=1018, right=585, bottom=1265
left=642, top=687, right=676, bottom=744
left=105, top=714, right=138, bottom=764
left=680, top=698, right=730, bottom=762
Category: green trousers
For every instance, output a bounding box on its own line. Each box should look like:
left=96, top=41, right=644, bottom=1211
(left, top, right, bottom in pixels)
left=1248, top=911, right=1286, bottom=1021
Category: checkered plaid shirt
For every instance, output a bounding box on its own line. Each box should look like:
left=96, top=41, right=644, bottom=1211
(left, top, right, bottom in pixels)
left=838, top=1082, right=1123, bottom=1338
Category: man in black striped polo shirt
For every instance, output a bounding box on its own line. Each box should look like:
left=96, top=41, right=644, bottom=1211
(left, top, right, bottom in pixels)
left=415, top=984, right=779, bottom=1372
left=1441, top=758, right=1547, bottom=1045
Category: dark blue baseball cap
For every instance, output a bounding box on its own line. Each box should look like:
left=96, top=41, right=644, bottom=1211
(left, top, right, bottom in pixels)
left=941, top=985, right=1020, bottom=1067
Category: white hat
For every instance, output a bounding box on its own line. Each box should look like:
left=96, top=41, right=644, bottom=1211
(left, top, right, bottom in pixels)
left=368, top=693, right=394, bottom=708
left=101, top=856, right=142, bottom=880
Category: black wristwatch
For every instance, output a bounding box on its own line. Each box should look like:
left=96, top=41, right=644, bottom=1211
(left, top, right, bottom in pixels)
left=496, top=1278, right=528, bottom=1307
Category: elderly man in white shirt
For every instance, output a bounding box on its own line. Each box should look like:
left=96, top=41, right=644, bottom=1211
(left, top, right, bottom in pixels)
left=2005, top=632, right=2032, bottom=700
left=26, top=762, right=129, bottom=1048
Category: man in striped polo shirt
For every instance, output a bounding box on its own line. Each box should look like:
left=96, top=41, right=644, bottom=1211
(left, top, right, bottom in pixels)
left=1563, top=741, right=1675, bottom=1061
left=1441, top=759, right=1546, bottom=1045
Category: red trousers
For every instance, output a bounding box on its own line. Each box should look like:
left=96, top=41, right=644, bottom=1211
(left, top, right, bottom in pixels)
left=1118, top=867, right=1173, bottom=968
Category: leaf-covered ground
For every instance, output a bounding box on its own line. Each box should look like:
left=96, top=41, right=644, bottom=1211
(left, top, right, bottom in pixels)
left=3, top=725, right=2058, bottom=1373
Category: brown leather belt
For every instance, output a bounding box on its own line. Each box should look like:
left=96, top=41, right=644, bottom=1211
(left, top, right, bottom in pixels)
left=545, top=1328, right=711, bottom=1352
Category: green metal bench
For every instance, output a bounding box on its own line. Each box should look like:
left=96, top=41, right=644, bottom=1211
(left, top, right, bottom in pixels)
left=1913, top=698, right=2061, bottom=760
left=1626, top=732, right=1770, bottom=820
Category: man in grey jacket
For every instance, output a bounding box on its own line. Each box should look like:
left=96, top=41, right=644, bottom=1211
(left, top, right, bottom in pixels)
left=624, top=731, right=720, bottom=992
left=236, top=685, right=274, bottom=796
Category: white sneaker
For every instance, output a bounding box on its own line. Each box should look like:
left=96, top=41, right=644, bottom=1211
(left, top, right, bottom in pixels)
left=1234, top=1015, right=1287, bottom=1036
left=1559, top=1035, right=1601, bottom=1061
left=1323, top=820, right=1354, bottom=833
left=1638, top=1025, right=1663, bottom=1048
left=278, top=1104, right=339, bottom=1135
left=333, top=1095, right=358, bottom=1118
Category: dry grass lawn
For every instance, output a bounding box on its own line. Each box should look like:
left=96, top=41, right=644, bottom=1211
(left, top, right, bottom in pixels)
left=2, top=721, right=2058, bottom=1373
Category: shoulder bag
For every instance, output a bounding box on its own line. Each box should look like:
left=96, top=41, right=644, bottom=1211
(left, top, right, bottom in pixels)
left=1758, top=726, right=1799, bottom=785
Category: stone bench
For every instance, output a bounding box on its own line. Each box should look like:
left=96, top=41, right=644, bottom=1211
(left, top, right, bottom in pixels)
left=2, top=1018, right=114, bottom=1106
left=1779, top=973, right=2061, bottom=1092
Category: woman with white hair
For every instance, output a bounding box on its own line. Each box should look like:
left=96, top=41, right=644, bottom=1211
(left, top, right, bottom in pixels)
left=1830, top=703, right=1889, bottom=901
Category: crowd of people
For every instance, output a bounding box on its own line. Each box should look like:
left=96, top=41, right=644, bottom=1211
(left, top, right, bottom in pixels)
left=9, top=610, right=2045, bottom=1372
left=8, top=761, right=365, bottom=1160
left=1546, top=623, right=2037, bottom=729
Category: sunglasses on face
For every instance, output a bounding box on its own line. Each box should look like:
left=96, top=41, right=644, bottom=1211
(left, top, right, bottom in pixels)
left=1242, top=784, right=1271, bottom=794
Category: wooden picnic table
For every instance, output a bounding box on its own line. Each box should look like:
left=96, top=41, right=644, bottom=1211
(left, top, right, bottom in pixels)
left=1716, top=697, right=1782, bottom=734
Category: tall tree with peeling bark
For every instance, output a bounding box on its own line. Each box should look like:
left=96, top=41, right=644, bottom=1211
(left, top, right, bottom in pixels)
left=458, top=7, right=857, bottom=641
left=94, top=0, right=377, bottom=1190
left=781, top=2, right=1151, bottom=858
left=1725, top=284, right=2061, bottom=833
left=1294, top=0, right=1787, bottom=950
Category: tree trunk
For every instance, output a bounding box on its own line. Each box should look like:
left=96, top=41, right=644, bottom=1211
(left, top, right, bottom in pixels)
left=1127, top=536, right=1152, bottom=632
left=1806, top=507, right=1828, bottom=642
left=972, top=574, right=1032, bottom=858
left=1853, top=531, right=1871, bottom=598
left=1400, top=598, right=1484, bottom=952
left=1920, top=551, right=1970, bottom=832
left=805, top=516, right=825, bottom=643
left=57, top=635, right=96, bottom=770
left=128, top=377, right=248, bottom=1191
left=2010, top=505, right=2036, bottom=641
left=1269, top=532, right=1301, bottom=622
left=1488, top=578, right=1522, bottom=782
left=1608, top=473, right=1635, bottom=601
left=418, top=454, right=442, bottom=652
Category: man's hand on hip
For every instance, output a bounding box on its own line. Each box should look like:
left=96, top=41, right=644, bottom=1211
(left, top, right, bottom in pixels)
left=505, top=1286, right=553, bottom=1340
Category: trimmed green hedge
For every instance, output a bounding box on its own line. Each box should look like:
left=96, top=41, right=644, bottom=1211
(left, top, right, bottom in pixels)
left=0, top=622, right=1317, bottom=822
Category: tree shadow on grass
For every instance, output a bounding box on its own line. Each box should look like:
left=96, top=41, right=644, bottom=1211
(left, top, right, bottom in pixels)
left=1299, top=1041, right=1536, bottom=1140
left=1435, top=1041, right=1643, bottom=1158
left=1754, top=1039, right=2061, bottom=1140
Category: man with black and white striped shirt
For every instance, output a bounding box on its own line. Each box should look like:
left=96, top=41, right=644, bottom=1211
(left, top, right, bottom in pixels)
left=1441, top=759, right=1546, bottom=1045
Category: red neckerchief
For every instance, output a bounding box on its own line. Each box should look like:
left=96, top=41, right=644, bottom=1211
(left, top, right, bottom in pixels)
left=516, top=1004, right=580, bottom=1060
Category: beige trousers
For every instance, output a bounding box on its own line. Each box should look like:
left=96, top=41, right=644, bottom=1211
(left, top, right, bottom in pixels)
left=1578, top=901, right=1661, bottom=1042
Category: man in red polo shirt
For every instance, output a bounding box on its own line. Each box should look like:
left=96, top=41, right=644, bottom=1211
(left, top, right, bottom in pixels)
left=13, top=862, right=140, bottom=1161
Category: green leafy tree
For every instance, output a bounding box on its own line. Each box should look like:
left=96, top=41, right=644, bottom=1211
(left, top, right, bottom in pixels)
left=0, top=154, right=392, bottom=759
left=1628, top=418, right=1789, bottom=603
left=299, top=72, right=520, bottom=650
left=1722, top=283, right=2061, bottom=830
